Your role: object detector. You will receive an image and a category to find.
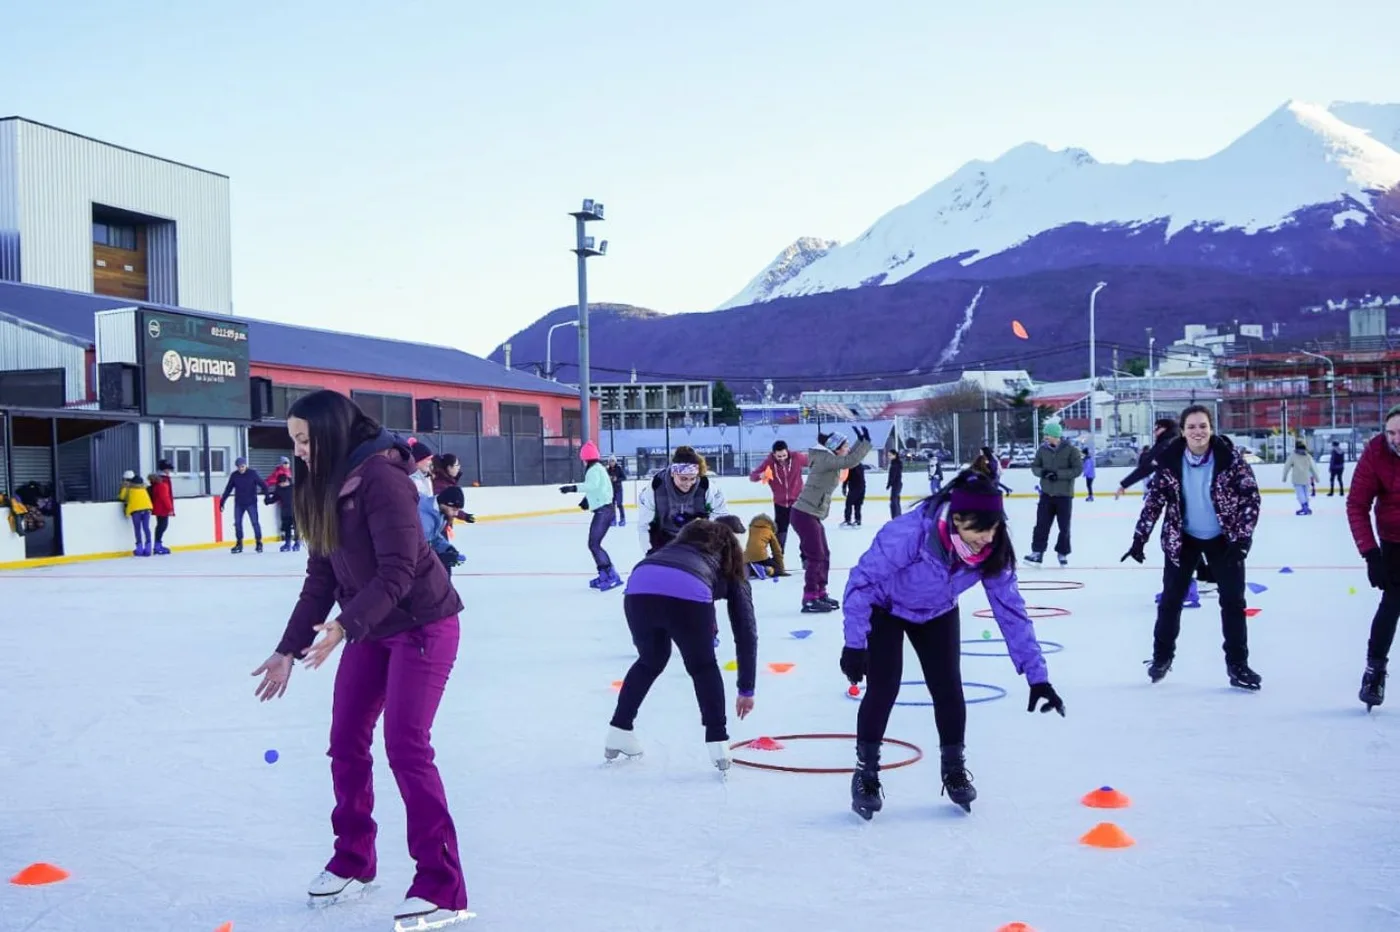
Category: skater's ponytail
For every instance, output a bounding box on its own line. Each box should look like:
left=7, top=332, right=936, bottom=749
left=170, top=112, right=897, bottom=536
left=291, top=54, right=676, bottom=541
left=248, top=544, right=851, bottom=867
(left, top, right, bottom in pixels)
left=287, top=390, right=383, bottom=555
left=674, top=518, right=746, bottom=582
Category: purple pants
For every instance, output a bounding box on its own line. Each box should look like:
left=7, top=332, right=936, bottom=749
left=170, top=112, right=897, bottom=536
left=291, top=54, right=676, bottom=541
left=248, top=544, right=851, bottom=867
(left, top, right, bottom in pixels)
left=325, top=616, right=466, bottom=910
left=789, top=509, right=831, bottom=601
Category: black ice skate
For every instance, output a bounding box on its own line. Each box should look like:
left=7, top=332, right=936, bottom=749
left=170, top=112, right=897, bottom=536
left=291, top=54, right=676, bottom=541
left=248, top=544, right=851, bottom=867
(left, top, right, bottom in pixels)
left=802, top=600, right=834, bottom=614
left=1360, top=659, right=1387, bottom=711
left=818, top=595, right=840, bottom=610
left=230, top=543, right=244, bottom=554
left=1145, top=657, right=1172, bottom=683
left=850, top=741, right=883, bottom=821
left=1227, top=662, right=1262, bottom=691
left=1024, top=552, right=1044, bottom=566
left=940, top=744, right=977, bottom=813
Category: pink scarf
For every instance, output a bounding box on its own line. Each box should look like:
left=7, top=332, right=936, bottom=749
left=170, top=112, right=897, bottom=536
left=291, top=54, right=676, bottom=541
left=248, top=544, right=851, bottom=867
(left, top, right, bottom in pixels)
left=938, top=505, right=991, bottom=567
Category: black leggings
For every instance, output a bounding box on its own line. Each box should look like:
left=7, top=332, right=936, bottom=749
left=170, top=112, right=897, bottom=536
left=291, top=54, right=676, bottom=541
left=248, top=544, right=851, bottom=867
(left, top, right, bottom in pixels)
left=612, top=594, right=728, bottom=742
left=154, top=515, right=170, bottom=544
left=857, top=606, right=965, bottom=750
left=1368, top=541, right=1400, bottom=662
left=588, top=504, right=614, bottom=570
left=774, top=505, right=792, bottom=553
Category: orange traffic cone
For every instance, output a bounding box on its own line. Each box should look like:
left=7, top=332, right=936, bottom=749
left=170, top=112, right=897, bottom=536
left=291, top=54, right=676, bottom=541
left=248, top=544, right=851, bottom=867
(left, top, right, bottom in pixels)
left=10, top=862, right=70, bottom=885
left=1080, top=822, right=1135, bottom=848
left=996, top=923, right=1038, bottom=932
left=767, top=662, right=795, bottom=674
left=1081, top=785, right=1131, bottom=808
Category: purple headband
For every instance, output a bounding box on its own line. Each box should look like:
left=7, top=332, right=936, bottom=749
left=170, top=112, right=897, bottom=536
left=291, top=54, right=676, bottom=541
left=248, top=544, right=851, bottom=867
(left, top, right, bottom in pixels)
left=669, top=463, right=700, bottom=478
left=949, top=488, right=1003, bottom=515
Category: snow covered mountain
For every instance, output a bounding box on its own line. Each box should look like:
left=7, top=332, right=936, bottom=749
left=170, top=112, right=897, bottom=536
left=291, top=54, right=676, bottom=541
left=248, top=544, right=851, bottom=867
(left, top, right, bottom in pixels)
left=723, top=100, right=1400, bottom=304
left=717, top=237, right=839, bottom=308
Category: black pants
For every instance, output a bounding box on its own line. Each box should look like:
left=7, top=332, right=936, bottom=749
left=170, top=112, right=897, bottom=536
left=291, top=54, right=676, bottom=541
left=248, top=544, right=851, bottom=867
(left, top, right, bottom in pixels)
left=1031, top=494, right=1073, bottom=555
left=844, top=491, right=865, bottom=524
left=281, top=514, right=297, bottom=545
left=1085, top=477, right=1095, bottom=497
left=856, top=606, right=965, bottom=750
left=774, top=505, right=792, bottom=553
left=612, top=594, right=727, bottom=742
left=1154, top=534, right=1249, bottom=665
left=1366, top=541, right=1400, bottom=662
left=1331, top=469, right=1345, bottom=495
left=234, top=501, right=262, bottom=544
left=612, top=482, right=624, bottom=517
left=154, top=515, right=170, bottom=544
left=588, top=505, right=614, bottom=571
left=889, top=485, right=903, bottom=519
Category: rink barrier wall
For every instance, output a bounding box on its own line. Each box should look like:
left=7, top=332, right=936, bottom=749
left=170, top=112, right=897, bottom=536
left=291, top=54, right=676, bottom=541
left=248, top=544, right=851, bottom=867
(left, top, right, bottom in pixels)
left=0, top=464, right=1358, bottom=570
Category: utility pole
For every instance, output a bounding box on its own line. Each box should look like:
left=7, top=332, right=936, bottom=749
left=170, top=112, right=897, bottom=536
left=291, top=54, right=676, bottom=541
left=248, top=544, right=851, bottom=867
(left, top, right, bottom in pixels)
left=1111, top=345, right=1120, bottom=444
left=569, top=199, right=607, bottom=445
left=1088, top=281, right=1107, bottom=450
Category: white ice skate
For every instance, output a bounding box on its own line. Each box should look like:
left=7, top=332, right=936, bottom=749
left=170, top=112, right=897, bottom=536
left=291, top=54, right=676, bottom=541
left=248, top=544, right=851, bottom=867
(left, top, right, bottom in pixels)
left=307, top=870, right=373, bottom=907
left=604, top=725, right=643, bottom=761
left=393, top=896, right=475, bottom=931
left=707, top=740, right=732, bottom=773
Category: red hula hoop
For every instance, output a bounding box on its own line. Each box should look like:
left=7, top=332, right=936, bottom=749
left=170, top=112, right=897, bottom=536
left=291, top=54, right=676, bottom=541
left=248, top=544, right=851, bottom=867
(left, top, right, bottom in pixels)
left=973, top=606, right=1071, bottom=619
left=727, top=733, right=924, bottom=774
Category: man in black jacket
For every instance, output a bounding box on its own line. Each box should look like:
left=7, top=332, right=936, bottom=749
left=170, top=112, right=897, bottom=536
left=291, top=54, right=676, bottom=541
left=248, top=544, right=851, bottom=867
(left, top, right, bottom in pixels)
left=1114, top=418, right=1179, bottom=500
left=220, top=457, right=267, bottom=553
left=1329, top=441, right=1346, bottom=496
left=886, top=451, right=904, bottom=518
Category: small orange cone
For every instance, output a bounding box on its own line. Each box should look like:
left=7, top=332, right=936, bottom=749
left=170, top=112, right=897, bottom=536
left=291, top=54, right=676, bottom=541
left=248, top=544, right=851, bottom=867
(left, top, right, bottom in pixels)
left=215, top=923, right=234, bottom=932
left=767, top=662, right=795, bottom=674
left=997, top=923, right=1037, bottom=932
left=748, top=736, right=785, bottom=751
left=10, top=862, right=70, bottom=885
left=1080, top=822, right=1135, bottom=848
left=1081, top=785, right=1131, bottom=808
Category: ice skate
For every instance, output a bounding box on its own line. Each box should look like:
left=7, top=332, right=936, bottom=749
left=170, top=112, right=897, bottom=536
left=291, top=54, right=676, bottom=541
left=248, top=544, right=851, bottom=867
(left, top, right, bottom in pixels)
left=818, top=595, right=840, bottom=610
left=279, top=541, right=292, bottom=552
left=153, top=543, right=171, bottom=555
left=707, top=740, right=731, bottom=773
left=307, top=870, right=373, bottom=907
left=940, top=744, right=977, bottom=813
left=597, top=566, right=623, bottom=591
left=255, top=542, right=264, bottom=553
left=393, top=897, right=475, bottom=931
left=1360, top=659, right=1387, bottom=711
left=1227, top=662, right=1262, bottom=691
left=801, top=599, right=834, bottom=614
left=603, top=724, right=642, bottom=761
left=1024, top=552, right=1043, bottom=566
left=1057, top=554, right=1068, bottom=567
left=230, top=542, right=244, bottom=554
left=850, top=741, right=883, bottom=820
left=1145, top=657, right=1172, bottom=683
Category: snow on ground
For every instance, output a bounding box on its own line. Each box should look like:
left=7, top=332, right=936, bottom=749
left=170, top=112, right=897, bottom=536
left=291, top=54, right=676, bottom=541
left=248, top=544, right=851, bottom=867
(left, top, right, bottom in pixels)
left=2, top=484, right=1400, bottom=931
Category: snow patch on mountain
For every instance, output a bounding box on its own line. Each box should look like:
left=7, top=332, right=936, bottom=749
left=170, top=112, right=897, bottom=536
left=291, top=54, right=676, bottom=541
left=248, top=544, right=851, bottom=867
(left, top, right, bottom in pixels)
left=1333, top=209, right=1369, bottom=229
left=935, top=286, right=984, bottom=369
left=716, top=237, right=839, bottom=309
left=1329, top=101, right=1400, bottom=152
left=735, top=100, right=1400, bottom=303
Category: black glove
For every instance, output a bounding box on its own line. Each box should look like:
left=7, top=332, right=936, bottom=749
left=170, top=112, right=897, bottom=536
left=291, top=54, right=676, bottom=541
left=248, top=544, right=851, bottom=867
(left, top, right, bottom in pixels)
left=1226, top=538, right=1252, bottom=564
left=1043, top=470, right=1059, bottom=482
left=1121, top=538, right=1146, bottom=564
left=1365, top=548, right=1386, bottom=590
left=854, top=425, right=871, bottom=443
left=840, top=647, right=868, bottom=685
left=1028, top=681, right=1066, bottom=716
left=462, top=513, right=475, bottom=524
left=578, top=497, right=590, bottom=511
left=559, top=484, right=578, bottom=494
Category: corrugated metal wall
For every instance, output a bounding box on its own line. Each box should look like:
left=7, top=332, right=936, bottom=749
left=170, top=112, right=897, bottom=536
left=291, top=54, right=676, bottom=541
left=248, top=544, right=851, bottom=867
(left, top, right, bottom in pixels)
left=0, top=121, right=17, bottom=282
left=95, top=308, right=137, bottom=365
left=11, top=120, right=231, bottom=313
left=147, top=221, right=178, bottom=305
left=0, top=314, right=89, bottom=403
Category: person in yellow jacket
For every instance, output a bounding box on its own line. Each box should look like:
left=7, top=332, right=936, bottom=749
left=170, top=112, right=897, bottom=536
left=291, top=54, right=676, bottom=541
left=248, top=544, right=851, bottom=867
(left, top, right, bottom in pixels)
left=118, top=470, right=155, bottom=557
left=744, top=513, right=788, bottom=578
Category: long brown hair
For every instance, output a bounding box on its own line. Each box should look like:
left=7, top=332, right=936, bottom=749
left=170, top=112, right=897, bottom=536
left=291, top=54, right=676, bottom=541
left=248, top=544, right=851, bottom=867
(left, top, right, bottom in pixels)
left=674, top=519, right=746, bottom=581
left=288, top=390, right=383, bottom=555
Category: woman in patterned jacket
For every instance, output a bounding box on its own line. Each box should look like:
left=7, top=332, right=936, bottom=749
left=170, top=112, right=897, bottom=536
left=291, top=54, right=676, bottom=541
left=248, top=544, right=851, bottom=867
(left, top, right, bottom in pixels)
left=1122, top=404, right=1262, bottom=690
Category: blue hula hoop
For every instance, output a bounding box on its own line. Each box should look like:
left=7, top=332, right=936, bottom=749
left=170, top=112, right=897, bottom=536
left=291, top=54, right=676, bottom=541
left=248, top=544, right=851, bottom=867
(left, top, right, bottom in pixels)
left=845, top=679, right=1007, bottom=707
left=961, top=638, right=1064, bottom=657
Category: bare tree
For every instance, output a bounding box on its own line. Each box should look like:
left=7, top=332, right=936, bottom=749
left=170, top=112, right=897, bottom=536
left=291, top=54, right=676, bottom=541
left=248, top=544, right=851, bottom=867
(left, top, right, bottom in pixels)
left=915, top=381, right=994, bottom=459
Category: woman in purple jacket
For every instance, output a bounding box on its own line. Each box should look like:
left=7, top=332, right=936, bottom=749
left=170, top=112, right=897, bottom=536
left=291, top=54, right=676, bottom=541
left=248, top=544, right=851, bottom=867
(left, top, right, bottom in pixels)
left=840, top=471, right=1065, bottom=819
left=249, top=390, right=471, bottom=931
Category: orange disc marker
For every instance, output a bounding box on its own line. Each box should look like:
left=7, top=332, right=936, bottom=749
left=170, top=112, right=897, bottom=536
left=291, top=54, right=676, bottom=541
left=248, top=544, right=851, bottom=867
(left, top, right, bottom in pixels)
left=748, top=736, right=785, bottom=750
left=1080, top=822, right=1135, bottom=848
left=1012, top=320, right=1029, bottom=339
left=10, top=862, right=70, bottom=886
left=1081, top=785, right=1131, bottom=808
left=215, top=923, right=234, bottom=932
left=1244, top=607, right=1261, bottom=617
left=997, top=924, right=1038, bottom=932
left=767, top=662, right=795, bottom=674
left=610, top=680, right=623, bottom=691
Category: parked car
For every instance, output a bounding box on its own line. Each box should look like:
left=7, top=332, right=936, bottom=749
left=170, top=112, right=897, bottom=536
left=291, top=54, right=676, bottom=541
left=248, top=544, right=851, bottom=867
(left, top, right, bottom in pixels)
left=1095, top=448, right=1139, bottom=468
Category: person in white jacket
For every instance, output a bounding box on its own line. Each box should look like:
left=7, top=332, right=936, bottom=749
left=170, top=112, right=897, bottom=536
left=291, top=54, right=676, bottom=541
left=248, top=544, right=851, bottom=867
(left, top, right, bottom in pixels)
left=407, top=438, right=436, bottom=498
left=1281, top=440, right=1320, bottom=516
left=636, top=446, right=729, bottom=555
left=560, top=441, right=623, bottom=590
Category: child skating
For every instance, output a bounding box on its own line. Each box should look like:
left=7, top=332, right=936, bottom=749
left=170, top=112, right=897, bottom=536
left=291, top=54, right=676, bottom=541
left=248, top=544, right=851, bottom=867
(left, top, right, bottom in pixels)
left=559, top=441, right=622, bottom=590
left=1282, top=440, right=1320, bottom=515
left=119, top=471, right=154, bottom=557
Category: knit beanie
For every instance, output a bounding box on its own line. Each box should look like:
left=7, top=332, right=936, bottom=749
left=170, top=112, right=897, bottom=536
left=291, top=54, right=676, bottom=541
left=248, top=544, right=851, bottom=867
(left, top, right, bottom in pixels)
left=1043, top=421, right=1063, bottom=439
left=948, top=477, right=1005, bottom=518
left=436, top=486, right=465, bottom=509
left=821, top=430, right=849, bottom=452
left=579, top=441, right=600, bottom=463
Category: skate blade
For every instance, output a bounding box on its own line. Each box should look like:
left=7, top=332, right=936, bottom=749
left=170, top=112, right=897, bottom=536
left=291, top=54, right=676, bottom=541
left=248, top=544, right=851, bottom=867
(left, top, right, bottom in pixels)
left=394, top=909, right=476, bottom=931
left=852, top=806, right=874, bottom=821
left=603, top=749, right=642, bottom=762
left=308, top=881, right=374, bottom=908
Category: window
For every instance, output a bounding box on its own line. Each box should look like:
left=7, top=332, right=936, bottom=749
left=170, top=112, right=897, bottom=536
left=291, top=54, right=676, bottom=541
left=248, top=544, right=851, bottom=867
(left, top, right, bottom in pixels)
left=562, top=408, right=582, bottom=440
left=272, top=384, right=322, bottom=420
left=352, top=390, right=414, bottom=430
left=440, top=399, right=483, bottom=434
left=499, top=402, right=541, bottom=435
left=199, top=448, right=230, bottom=475
left=162, top=448, right=195, bottom=474
left=160, top=447, right=226, bottom=474
left=93, top=222, right=138, bottom=250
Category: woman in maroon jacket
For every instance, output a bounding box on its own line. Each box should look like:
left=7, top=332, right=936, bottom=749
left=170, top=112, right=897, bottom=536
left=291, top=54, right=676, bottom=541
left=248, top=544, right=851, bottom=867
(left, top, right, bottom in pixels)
left=250, top=390, right=471, bottom=930
left=1346, top=406, right=1400, bottom=710
left=748, top=440, right=808, bottom=554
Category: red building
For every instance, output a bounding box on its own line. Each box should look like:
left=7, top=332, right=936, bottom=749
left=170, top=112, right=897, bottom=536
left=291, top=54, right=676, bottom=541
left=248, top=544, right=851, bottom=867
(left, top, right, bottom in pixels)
left=1219, top=347, right=1400, bottom=434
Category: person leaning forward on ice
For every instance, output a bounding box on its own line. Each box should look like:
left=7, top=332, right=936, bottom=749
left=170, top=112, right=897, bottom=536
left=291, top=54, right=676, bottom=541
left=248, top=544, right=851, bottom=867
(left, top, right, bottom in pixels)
left=839, top=470, right=1064, bottom=820
left=1121, top=404, right=1262, bottom=691
left=791, top=427, right=873, bottom=613
left=636, top=445, right=730, bottom=555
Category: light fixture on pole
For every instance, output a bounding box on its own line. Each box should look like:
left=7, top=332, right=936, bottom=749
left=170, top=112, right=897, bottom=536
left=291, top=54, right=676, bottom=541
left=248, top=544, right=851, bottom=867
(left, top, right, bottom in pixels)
left=1298, top=349, right=1337, bottom=429
left=569, top=198, right=607, bottom=446
left=1146, top=327, right=1155, bottom=434
left=1088, top=281, right=1107, bottom=448
left=545, top=320, right=579, bottom=381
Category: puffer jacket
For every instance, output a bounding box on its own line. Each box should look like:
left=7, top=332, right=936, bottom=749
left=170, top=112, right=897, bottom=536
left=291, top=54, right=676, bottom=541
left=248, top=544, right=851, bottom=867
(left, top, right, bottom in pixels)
left=633, top=542, right=758, bottom=694
left=794, top=438, right=873, bottom=520
left=749, top=451, right=809, bottom=508
left=744, top=514, right=785, bottom=574
left=1281, top=451, right=1319, bottom=485
left=1030, top=441, right=1083, bottom=497
left=841, top=494, right=1048, bottom=684
left=1347, top=434, right=1400, bottom=553
left=1133, top=435, right=1261, bottom=565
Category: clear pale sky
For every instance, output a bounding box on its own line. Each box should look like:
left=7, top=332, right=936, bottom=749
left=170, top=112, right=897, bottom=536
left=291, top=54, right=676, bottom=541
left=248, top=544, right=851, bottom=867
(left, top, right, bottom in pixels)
left=4, top=1, right=1397, bottom=357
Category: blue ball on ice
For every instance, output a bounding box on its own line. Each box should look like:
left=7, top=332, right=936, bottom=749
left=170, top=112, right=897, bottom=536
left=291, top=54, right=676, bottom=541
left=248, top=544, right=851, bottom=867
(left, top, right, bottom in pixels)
left=264, top=749, right=279, bottom=764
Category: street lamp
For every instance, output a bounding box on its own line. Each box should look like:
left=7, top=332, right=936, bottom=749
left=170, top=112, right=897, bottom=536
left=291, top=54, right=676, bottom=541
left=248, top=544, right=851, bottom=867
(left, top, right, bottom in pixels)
left=1298, top=349, right=1337, bottom=429
left=569, top=198, right=607, bottom=446
left=1146, top=327, right=1155, bottom=431
left=1088, top=281, right=1107, bottom=448
left=545, top=320, right=579, bottom=380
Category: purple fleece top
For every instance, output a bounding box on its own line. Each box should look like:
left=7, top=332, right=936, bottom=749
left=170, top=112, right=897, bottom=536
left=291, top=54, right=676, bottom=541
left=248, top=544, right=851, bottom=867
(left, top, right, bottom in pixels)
left=625, top=563, right=714, bottom=602
left=841, top=500, right=1049, bottom=684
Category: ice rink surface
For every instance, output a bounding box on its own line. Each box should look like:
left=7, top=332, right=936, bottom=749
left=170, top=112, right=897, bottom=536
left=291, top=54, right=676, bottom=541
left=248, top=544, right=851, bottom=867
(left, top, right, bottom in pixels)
left=3, top=487, right=1399, bottom=931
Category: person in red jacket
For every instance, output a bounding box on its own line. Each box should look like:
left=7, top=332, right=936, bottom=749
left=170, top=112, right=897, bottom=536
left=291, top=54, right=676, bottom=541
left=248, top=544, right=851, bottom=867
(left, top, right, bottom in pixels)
left=1345, top=406, right=1400, bottom=710
left=748, top=440, right=808, bottom=554
left=148, top=460, right=176, bottom=555
left=249, top=390, right=470, bottom=930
